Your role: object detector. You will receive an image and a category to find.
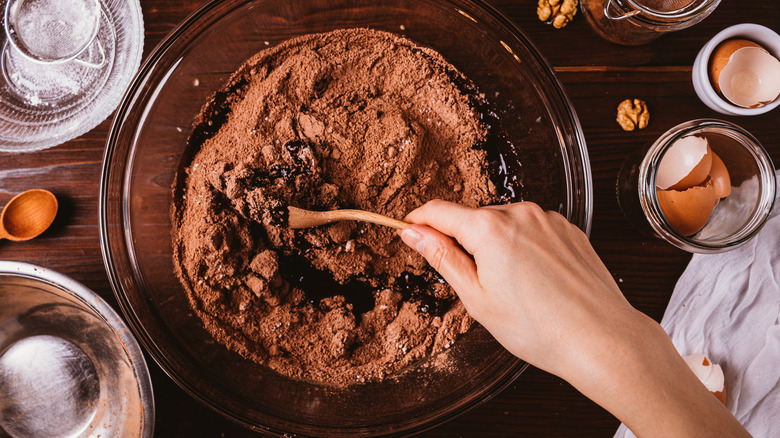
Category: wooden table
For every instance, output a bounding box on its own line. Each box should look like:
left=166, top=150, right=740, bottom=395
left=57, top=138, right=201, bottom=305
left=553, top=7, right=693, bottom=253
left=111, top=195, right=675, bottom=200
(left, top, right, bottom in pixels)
left=1, top=0, right=778, bottom=436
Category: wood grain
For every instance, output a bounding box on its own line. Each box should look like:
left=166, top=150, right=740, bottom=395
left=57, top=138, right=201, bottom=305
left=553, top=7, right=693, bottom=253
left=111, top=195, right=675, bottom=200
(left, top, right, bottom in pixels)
left=1, top=1, right=777, bottom=436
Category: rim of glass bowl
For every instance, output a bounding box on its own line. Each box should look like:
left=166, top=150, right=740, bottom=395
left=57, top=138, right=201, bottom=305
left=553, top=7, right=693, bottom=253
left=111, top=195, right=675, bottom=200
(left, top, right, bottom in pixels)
left=100, top=0, right=592, bottom=435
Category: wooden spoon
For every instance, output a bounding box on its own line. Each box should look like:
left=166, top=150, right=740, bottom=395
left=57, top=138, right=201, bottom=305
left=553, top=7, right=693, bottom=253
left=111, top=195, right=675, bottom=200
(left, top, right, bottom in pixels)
left=287, top=206, right=409, bottom=230
left=0, top=189, right=58, bottom=241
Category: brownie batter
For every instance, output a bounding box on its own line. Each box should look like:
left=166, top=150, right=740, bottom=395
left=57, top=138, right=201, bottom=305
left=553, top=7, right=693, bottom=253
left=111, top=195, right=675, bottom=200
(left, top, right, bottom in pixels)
left=172, top=28, right=515, bottom=386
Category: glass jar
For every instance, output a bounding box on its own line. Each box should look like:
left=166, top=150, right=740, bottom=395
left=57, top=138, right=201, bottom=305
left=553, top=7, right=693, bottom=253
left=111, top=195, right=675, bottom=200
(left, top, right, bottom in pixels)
left=617, top=119, right=776, bottom=253
left=581, top=0, right=721, bottom=46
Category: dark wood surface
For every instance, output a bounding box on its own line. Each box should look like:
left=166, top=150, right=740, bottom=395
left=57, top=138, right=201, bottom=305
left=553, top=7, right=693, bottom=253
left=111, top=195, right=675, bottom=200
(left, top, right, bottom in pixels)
left=1, top=0, right=778, bottom=436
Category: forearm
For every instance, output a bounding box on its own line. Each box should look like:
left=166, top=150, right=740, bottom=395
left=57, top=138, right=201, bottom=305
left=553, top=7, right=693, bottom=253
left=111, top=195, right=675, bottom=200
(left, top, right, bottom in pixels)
left=566, top=311, right=749, bottom=438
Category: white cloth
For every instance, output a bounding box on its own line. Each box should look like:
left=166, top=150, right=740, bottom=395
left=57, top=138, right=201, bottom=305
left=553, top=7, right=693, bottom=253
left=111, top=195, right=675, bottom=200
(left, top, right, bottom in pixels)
left=615, top=170, right=780, bottom=438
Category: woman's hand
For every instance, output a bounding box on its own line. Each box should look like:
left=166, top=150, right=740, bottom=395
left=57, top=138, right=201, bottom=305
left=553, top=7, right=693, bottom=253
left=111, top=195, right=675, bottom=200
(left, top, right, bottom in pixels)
left=401, top=200, right=635, bottom=378
left=400, top=200, right=749, bottom=438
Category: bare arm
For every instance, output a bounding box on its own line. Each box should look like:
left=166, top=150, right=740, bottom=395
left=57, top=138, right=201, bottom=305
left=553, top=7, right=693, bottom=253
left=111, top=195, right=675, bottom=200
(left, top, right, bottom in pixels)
left=400, top=200, right=749, bottom=438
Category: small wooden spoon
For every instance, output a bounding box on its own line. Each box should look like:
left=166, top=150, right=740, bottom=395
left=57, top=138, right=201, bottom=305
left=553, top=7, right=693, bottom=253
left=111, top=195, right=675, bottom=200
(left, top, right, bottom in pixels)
left=287, top=206, right=409, bottom=230
left=0, top=189, right=58, bottom=241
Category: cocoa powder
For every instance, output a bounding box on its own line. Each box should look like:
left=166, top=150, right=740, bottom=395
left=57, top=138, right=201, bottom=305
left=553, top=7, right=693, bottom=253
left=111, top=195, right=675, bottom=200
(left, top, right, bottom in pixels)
left=172, top=28, right=512, bottom=386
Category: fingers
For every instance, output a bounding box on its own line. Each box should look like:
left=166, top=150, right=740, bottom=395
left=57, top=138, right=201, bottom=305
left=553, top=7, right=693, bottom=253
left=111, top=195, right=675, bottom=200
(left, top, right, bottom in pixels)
left=404, top=200, right=485, bottom=253
left=400, top=224, right=484, bottom=306
left=404, top=200, right=474, bottom=236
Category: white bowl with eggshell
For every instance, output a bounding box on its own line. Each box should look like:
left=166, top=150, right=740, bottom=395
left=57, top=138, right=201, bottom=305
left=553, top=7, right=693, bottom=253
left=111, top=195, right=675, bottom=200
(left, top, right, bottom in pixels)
left=692, top=23, right=780, bottom=115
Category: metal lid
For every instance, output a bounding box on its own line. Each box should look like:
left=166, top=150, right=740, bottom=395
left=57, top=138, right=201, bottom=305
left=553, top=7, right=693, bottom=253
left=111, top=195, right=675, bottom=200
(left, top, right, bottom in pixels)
left=606, top=0, right=720, bottom=22
left=630, top=0, right=696, bottom=13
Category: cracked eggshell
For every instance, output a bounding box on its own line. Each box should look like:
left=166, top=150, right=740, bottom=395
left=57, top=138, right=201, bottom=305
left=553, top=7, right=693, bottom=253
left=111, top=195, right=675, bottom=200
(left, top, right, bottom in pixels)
left=710, top=39, right=780, bottom=108
left=657, top=180, right=720, bottom=236
left=656, top=135, right=713, bottom=191
left=710, top=39, right=762, bottom=92
left=710, top=152, right=731, bottom=198
left=684, top=353, right=726, bottom=404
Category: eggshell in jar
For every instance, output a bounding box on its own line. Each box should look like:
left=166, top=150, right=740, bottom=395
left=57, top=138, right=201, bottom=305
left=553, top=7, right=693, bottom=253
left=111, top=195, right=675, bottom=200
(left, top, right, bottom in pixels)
left=709, top=152, right=731, bottom=198
left=656, top=135, right=712, bottom=191
left=657, top=179, right=720, bottom=236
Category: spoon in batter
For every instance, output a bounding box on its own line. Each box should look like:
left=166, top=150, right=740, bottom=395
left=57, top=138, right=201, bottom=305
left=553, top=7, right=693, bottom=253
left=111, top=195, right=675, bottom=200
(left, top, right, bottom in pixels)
left=0, top=189, right=58, bottom=241
left=287, top=206, right=409, bottom=230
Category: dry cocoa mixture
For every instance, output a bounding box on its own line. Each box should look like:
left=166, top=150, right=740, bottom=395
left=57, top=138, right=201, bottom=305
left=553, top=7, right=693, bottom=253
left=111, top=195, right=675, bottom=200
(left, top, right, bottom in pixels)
left=172, top=28, right=517, bottom=386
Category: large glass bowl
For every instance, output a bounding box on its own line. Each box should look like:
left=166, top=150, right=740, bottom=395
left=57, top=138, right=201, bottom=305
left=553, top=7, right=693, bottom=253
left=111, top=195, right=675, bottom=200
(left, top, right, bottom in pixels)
left=100, top=0, right=592, bottom=436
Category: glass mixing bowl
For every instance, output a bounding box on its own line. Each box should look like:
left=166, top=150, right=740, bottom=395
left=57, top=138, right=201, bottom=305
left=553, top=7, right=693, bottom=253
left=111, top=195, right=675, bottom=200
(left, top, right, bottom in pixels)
left=100, top=0, right=592, bottom=436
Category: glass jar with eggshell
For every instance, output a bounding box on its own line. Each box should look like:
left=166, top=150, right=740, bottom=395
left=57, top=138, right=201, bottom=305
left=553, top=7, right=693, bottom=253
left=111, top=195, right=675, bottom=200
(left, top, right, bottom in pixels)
left=617, top=119, right=776, bottom=253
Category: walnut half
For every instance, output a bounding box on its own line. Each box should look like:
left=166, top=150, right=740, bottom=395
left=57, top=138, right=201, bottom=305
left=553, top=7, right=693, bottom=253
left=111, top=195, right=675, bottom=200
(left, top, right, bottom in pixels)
left=616, top=99, right=650, bottom=131
left=537, top=0, right=578, bottom=29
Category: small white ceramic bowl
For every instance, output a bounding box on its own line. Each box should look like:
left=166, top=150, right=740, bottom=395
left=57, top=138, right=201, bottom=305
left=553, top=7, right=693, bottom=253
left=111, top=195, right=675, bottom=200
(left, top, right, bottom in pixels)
left=692, top=23, right=780, bottom=116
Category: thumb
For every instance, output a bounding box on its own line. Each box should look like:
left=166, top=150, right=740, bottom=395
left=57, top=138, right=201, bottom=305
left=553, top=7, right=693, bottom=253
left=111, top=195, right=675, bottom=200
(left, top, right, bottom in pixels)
left=399, top=224, right=483, bottom=300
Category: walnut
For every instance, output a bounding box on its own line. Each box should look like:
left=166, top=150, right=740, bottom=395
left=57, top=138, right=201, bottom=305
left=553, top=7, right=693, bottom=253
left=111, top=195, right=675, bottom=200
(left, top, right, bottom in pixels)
left=616, top=99, right=650, bottom=131
left=537, top=0, right=578, bottom=29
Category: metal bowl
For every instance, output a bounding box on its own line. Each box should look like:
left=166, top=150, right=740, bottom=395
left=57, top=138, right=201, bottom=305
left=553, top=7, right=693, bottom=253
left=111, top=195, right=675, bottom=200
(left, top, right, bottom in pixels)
left=0, top=261, right=154, bottom=438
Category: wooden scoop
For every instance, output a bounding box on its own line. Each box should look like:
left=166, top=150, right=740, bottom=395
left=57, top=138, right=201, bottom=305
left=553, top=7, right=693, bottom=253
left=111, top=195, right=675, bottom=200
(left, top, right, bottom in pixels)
left=0, top=189, right=58, bottom=241
left=287, top=206, right=409, bottom=230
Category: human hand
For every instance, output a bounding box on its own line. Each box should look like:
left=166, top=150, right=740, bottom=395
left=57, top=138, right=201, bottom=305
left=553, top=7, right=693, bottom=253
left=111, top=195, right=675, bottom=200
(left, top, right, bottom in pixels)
left=399, top=200, right=749, bottom=438
left=399, top=200, right=638, bottom=380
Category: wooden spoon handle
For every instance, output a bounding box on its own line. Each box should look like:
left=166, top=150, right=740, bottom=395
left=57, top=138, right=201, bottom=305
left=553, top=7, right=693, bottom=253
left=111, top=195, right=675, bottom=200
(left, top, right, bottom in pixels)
left=287, top=207, right=409, bottom=230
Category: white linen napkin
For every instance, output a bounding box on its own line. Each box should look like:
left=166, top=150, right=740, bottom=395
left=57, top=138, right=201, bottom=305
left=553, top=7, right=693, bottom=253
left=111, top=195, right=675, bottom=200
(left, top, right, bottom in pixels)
left=615, top=170, right=780, bottom=438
